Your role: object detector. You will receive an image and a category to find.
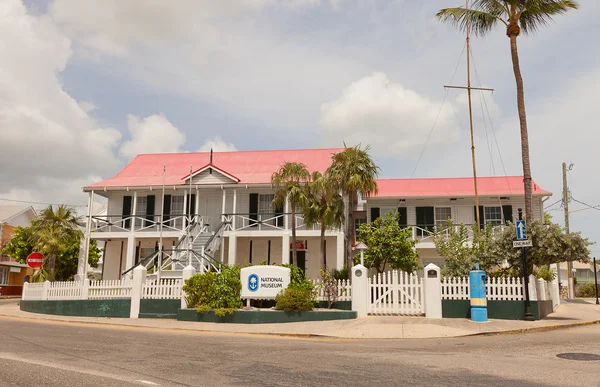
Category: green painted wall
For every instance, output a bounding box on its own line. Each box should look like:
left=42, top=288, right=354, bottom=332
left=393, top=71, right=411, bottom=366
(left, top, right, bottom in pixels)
left=314, top=301, right=352, bottom=310
left=442, top=300, right=553, bottom=321
left=20, top=299, right=130, bottom=318
left=178, top=309, right=357, bottom=324
left=139, top=299, right=180, bottom=318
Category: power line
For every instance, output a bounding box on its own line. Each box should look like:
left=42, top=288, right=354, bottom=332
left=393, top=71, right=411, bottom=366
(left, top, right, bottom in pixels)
left=0, top=198, right=87, bottom=208
left=411, top=41, right=466, bottom=177
left=570, top=197, right=600, bottom=212
left=544, top=198, right=563, bottom=211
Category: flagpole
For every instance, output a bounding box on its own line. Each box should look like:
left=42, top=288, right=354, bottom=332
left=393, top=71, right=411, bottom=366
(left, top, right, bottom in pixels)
left=158, top=165, right=166, bottom=278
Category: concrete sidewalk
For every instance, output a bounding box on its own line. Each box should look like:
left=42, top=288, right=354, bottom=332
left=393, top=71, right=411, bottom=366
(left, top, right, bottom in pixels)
left=1, top=299, right=599, bottom=339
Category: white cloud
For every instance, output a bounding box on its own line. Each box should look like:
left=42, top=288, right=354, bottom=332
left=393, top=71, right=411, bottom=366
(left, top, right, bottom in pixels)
left=119, top=114, right=186, bottom=159
left=319, top=72, right=462, bottom=155
left=0, top=0, right=121, bottom=204
left=198, top=136, right=238, bottom=153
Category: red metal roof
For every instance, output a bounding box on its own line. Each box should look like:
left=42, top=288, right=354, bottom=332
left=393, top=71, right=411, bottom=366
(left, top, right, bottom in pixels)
left=373, top=176, right=551, bottom=198
left=84, top=148, right=343, bottom=189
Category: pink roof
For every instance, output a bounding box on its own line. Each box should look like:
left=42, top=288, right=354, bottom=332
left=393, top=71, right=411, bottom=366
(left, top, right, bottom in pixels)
left=84, top=148, right=343, bottom=189
left=373, top=176, right=551, bottom=198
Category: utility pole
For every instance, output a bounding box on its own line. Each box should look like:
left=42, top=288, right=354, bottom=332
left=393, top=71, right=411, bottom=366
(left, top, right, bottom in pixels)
left=562, top=162, right=574, bottom=299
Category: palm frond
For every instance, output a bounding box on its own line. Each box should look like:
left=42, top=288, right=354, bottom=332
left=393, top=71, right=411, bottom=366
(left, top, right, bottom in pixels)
left=519, top=0, right=579, bottom=34
left=436, top=6, right=506, bottom=36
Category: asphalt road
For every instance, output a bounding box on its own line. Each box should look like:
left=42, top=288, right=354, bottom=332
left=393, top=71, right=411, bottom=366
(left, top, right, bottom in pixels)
left=0, top=316, right=598, bottom=387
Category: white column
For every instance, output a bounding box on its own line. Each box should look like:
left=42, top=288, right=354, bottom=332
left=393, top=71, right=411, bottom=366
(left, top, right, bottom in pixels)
left=282, top=233, right=290, bottom=265
left=232, top=188, right=237, bottom=230
left=81, top=278, right=90, bottom=300
left=284, top=195, right=290, bottom=230
left=130, top=265, right=147, bottom=319
left=220, top=237, right=226, bottom=262
left=182, top=189, right=188, bottom=229
left=336, top=232, right=344, bottom=270
left=228, top=234, right=237, bottom=265
left=77, top=191, right=94, bottom=281
left=221, top=188, right=227, bottom=223
left=423, top=263, right=442, bottom=318
left=124, top=235, right=136, bottom=275
left=181, top=265, right=197, bottom=309
left=131, top=191, right=138, bottom=232
left=351, top=264, right=368, bottom=317
left=195, top=187, right=200, bottom=223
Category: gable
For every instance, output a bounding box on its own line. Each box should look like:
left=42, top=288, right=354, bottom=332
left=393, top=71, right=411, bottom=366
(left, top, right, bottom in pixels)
left=189, top=167, right=238, bottom=185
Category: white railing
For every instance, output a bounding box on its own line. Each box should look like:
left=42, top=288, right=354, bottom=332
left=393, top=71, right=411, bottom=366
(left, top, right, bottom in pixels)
left=89, top=279, right=133, bottom=299
left=314, top=279, right=352, bottom=302
left=142, top=278, right=183, bottom=299
left=441, top=277, right=470, bottom=300
left=368, top=270, right=424, bottom=315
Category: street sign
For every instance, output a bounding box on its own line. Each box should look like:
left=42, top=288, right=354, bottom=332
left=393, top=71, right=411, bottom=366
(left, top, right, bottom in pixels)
left=513, top=240, right=533, bottom=248
left=515, top=220, right=527, bottom=240
left=26, top=252, right=44, bottom=269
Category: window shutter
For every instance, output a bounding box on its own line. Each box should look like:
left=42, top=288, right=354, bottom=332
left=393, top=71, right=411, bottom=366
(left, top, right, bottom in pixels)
left=416, top=207, right=434, bottom=235
left=135, top=245, right=140, bottom=265
left=425, top=207, right=434, bottom=232
left=397, top=207, right=408, bottom=228
left=502, top=205, right=513, bottom=225
left=275, top=202, right=284, bottom=228
left=122, top=196, right=132, bottom=229
left=370, top=207, right=380, bottom=222
left=474, top=206, right=484, bottom=230
left=188, top=194, right=196, bottom=218
left=249, top=193, right=259, bottom=225
left=163, top=195, right=171, bottom=222
left=146, top=195, right=155, bottom=227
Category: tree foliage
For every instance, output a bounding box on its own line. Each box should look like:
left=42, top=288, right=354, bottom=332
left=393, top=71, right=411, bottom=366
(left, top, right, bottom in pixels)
left=356, top=211, right=419, bottom=274
left=271, top=162, right=310, bottom=267
left=433, top=220, right=494, bottom=277
left=326, top=144, right=380, bottom=269
left=183, top=265, right=243, bottom=316
left=2, top=223, right=100, bottom=282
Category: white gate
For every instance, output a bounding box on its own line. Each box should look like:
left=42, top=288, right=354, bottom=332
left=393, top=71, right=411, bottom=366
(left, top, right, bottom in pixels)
left=368, top=270, right=424, bottom=315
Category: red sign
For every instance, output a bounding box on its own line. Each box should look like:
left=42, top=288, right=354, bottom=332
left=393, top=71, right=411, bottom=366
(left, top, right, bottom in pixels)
left=290, top=240, right=306, bottom=250
left=26, top=252, right=44, bottom=269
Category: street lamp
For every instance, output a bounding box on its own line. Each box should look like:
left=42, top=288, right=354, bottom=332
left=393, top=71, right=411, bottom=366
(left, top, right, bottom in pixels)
left=355, top=242, right=368, bottom=266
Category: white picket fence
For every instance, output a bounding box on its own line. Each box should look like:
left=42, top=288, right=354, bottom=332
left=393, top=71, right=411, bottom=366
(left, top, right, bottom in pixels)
left=89, top=279, right=133, bottom=300
left=313, top=279, right=352, bottom=302
left=368, top=270, right=424, bottom=315
left=441, top=276, right=563, bottom=302
left=142, top=278, right=183, bottom=299
left=487, top=277, right=524, bottom=300
left=441, top=277, right=470, bottom=300
left=46, top=281, right=84, bottom=300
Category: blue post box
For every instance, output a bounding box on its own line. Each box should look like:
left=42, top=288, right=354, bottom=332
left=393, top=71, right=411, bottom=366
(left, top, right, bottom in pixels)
left=469, top=264, right=488, bottom=322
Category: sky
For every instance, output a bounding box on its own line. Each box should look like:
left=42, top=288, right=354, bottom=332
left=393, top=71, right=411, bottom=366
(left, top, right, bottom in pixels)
left=1, top=0, right=598, bottom=256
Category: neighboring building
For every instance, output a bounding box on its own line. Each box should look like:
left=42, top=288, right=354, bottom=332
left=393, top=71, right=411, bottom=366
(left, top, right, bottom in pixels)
left=0, top=205, right=36, bottom=296
left=365, top=176, right=552, bottom=267
left=80, top=148, right=553, bottom=280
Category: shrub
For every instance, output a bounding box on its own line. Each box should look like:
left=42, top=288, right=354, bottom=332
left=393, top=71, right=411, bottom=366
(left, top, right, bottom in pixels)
left=275, top=286, right=314, bottom=312
left=280, top=263, right=315, bottom=294
left=318, top=269, right=339, bottom=309
left=332, top=266, right=349, bottom=281
left=576, top=283, right=600, bottom=298
left=534, top=265, right=557, bottom=281
left=182, top=265, right=242, bottom=316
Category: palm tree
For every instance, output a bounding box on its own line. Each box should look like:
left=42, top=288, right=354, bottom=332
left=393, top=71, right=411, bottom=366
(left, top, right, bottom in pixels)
left=326, top=145, right=379, bottom=269
left=271, top=162, right=310, bottom=267
left=304, top=171, right=345, bottom=270
left=30, top=205, right=84, bottom=280
left=437, top=0, right=579, bottom=223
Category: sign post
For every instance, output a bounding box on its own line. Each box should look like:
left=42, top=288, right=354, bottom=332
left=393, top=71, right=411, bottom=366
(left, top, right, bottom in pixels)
left=26, top=252, right=44, bottom=269
left=516, top=210, right=534, bottom=321
left=240, top=266, right=291, bottom=304
left=593, top=257, right=599, bottom=305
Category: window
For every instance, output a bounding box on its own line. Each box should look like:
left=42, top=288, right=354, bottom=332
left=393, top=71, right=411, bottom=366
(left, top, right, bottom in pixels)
left=484, top=206, right=503, bottom=226
left=135, top=196, right=147, bottom=227
left=258, top=194, right=274, bottom=215
left=171, top=196, right=184, bottom=215
left=435, top=207, right=452, bottom=228
left=0, top=267, right=8, bottom=285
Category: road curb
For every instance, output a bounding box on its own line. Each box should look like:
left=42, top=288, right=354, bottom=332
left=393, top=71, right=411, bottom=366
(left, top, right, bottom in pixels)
left=467, top=320, right=600, bottom=337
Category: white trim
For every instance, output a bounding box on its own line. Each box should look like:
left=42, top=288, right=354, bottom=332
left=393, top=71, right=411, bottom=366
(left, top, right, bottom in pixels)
left=184, top=165, right=240, bottom=183
left=0, top=206, right=37, bottom=224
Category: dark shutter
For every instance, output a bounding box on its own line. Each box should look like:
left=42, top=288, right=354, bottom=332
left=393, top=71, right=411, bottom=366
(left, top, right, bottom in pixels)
left=502, top=205, right=513, bottom=225
left=163, top=195, right=172, bottom=222
left=135, top=245, right=140, bottom=265
left=275, top=203, right=284, bottom=228
left=122, top=196, right=132, bottom=229
left=416, top=207, right=434, bottom=236
left=370, top=207, right=380, bottom=222
left=474, top=206, right=484, bottom=230
left=249, top=193, right=259, bottom=225
left=187, top=194, right=196, bottom=219
left=146, top=195, right=155, bottom=227
left=397, top=207, right=408, bottom=228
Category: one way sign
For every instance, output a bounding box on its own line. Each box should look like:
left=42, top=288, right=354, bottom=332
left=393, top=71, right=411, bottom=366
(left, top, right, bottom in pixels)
left=515, top=220, right=527, bottom=240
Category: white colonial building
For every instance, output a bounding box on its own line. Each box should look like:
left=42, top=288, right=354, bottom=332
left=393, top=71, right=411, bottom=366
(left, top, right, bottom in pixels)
left=79, top=148, right=552, bottom=280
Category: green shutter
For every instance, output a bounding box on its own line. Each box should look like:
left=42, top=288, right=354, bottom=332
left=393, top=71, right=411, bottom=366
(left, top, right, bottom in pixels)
left=370, top=207, right=380, bottom=222
left=249, top=193, right=259, bottom=225
left=146, top=195, right=155, bottom=227
left=163, top=195, right=171, bottom=222
left=122, top=196, right=132, bottom=229
left=502, top=205, right=513, bottom=225
left=397, top=207, right=408, bottom=228
left=275, top=202, right=284, bottom=228
left=187, top=194, right=196, bottom=219
left=474, top=206, right=484, bottom=230
left=416, top=207, right=434, bottom=236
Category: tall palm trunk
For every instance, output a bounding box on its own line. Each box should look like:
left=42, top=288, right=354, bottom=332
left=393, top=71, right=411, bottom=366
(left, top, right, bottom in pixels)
left=320, top=222, right=327, bottom=270
left=291, top=203, right=297, bottom=267
left=345, top=193, right=355, bottom=271
left=509, top=30, right=533, bottom=222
